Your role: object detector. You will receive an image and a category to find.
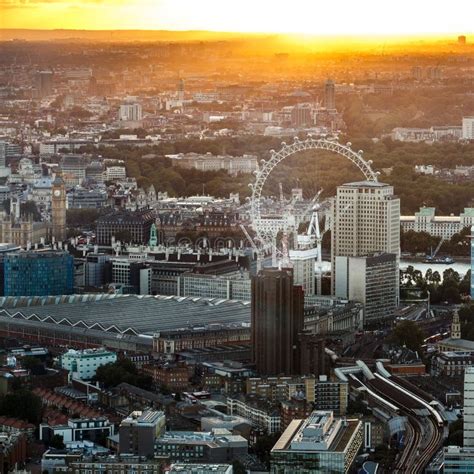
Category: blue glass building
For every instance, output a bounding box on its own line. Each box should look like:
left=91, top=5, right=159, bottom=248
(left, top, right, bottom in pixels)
left=4, top=251, right=74, bottom=296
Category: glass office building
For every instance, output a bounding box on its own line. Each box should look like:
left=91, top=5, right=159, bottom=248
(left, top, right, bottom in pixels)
left=4, top=251, right=74, bottom=296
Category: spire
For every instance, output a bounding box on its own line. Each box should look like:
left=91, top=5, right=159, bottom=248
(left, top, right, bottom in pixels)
left=451, top=310, right=461, bottom=340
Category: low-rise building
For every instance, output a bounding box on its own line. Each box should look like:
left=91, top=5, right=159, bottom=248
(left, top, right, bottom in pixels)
left=227, top=396, right=281, bottom=434
left=271, top=411, right=363, bottom=473
left=155, top=428, right=247, bottom=463
left=39, top=417, right=114, bottom=444
left=60, top=348, right=117, bottom=381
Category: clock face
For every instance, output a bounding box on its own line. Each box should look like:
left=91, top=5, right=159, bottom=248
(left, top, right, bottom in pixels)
left=54, top=189, right=61, bottom=197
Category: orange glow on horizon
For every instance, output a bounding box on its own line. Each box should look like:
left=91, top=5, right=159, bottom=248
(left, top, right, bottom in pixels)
left=1, top=0, right=474, bottom=38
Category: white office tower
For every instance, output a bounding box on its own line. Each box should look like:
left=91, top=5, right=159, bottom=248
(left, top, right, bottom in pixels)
left=118, top=103, right=143, bottom=122
left=462, top=117, right=474, bottom=140
left=331, top=181, right=400, bottom=312
left=464, top=367, right=474, bottom=447
left=289, top=248, right=317, bottom=296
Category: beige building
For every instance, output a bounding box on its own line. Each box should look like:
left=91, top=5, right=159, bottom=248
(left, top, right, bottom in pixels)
left=331, top=181, right=400, bottom=295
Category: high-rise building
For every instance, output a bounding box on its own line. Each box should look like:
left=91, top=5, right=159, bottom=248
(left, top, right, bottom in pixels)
left=458, top=35, right=467, bottom=45
left=118, top=103, right=143, bottom=122
left=462, top=117, right=474, bottom=140
left=335, top=253, right=398, bottom=322
left=3, top=250, right=74, bottom=296
left=464, top=366, right=474, bottom=447
left=331, top=181, right=400, bottom=296
left=324, top=79, right=336, bottom=110
left=251, top=268, right=304, bottom=375
left=0, top=141, right=6, bottom=168
left=35, top=71, right=54, bottom=97
left=51, top=174, right=67, bottom=242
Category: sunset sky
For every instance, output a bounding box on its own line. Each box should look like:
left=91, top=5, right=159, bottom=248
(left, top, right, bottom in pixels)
left=1, top=0, right=474, bottom=35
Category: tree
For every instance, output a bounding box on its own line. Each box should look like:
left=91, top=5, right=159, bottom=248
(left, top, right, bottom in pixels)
left=49, top=434, right=65, bottom=450
left=0, top=390, right=42, bottom=424
left=94, top=359, right=152, bottom=390
left=390, top=320, right=424, bottom=353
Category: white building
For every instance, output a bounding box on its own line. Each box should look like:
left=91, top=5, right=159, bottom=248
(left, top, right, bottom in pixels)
left=118, top=103, right=143, bottom=122
left=465, top=366, right=474, bottom=447
left=462, top=117, right=474, bottom=140
left=289, top=248, right=317, bottom=296
left=227, top=397, right=281, bottom=434
left=400, top=207, right=474, bottom=239
left=105, top=166, right=127, bottom=181
left=60, top=348, right=117, bottom=380
left=331, top=181, right=400, bottom=294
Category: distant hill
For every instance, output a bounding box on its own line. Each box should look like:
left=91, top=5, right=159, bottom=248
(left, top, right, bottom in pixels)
left=0, top=29, right=260, bottom=43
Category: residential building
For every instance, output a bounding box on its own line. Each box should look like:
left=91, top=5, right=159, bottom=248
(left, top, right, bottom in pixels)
left=331, top=181, right=400, bottom=298
left=3, top=250, right=74, bottom=296
left=155, top=429, right=247, bottom=463
left=227, top=397, right=281, bottom=433
left=119, top=410, right=166, bottom=457
left=60, top=348, right=117, bottom=381
left=432, top=351, right=474, bottom=377
left=324, top=79, right=336, bottom=110
left=305, top=375, right=348, bottom=415
left=141, top=362, right=190, bottom=391
left=39, top=417, right=114, bottom=444
left=335, top=253, right=398, bottom=322
left=69, top=457, right=163, bottom=474
left=270, top=411, right=363, bottom=473
left=465, top=367, right=474, bottom=447
left=119, top=103, right=143, bottom=122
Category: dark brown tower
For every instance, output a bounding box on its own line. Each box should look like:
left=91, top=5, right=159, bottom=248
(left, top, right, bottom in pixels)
left=251, top=267, right=304, bottom=375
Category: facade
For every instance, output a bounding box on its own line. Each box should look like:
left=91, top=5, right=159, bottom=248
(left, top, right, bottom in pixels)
left=305, top=376, right=348, bottom=415
left=119, top=103, right=143, bottom=122
left=155, top=429, right=247, bottom=463
left=68, top=188, right=108, bottom=209
left=400, top=207, right=474, bottom=239
left=109, top=258, right=152, bottom=294
left=432, top=351, right=474, bottom=377
left=465, top=367, right=474, bottom=447
left=335, top=253, right=398, bottom=322
left=251, top=268, right=304, bottom=375
left=85, top=253, right=111, bottom=288
left=179, top=273, right=251, bottom=301
left=119, top=410, right=166, bottom=457
left=0, top=216, right=49, bottom=247
left=39, top=417, right=113, bottom=444
left=3, top=250, right=74, bottom=296
left=270, top=411, right=363, bottom=473
left=167, top=464, right=232, bottom=474
left=142, top=363, right=189, bottom=391
left=153, top=325, right=250, bottom=354
left=170, top=153, right=258, bottom=175
left=462, top=117, right=474, bottom=140
left=70, top=458, right=163, bottom=474
left=331, top=181, right=400, bottom=296
left=227, top=396, right=281, bottom=433
left=96, top=209, right=155, bottom=245
left=60, top=348, right=117, bottom=380
left=51, top=175, right=67, bottom=242
left=444, top=446, right=474, bottom=474
left=106, top=166, right=127, bottom=181
left=289, top=248, right=317, bottom=296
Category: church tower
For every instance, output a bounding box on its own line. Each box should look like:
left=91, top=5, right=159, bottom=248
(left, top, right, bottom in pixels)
left=451, top=310, right=461, bottom=340
left=51, top=174, right=67, bottom=242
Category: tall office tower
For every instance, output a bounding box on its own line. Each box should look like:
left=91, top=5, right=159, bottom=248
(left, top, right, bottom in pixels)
left=251, top=268, right=304, bottom=375
left=118, top=103, right=143, bottom=122
left=324, top=79, right=336, bottom=110
left=331, top=181, right=400, bottom=296
left=51, top=174, right=67, bottom=242
left=35, top=71, right=54, bottom=97
left=177, top=78, right=185, bottom=101
left=464, top=367, right=474, bottom=446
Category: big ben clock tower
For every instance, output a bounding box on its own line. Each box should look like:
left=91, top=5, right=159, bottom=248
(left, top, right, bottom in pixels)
left=51, top=174, right=67, bottom=242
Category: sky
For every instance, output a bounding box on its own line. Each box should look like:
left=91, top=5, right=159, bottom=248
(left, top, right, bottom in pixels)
left=1, top=0, right=474, bottom=35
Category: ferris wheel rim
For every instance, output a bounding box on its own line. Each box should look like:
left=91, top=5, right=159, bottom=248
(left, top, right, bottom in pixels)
left=250, top=135, right=378, bottom=247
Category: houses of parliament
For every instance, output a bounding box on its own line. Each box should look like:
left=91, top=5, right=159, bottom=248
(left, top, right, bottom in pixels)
left=0, top=174, right=67, bottom=247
